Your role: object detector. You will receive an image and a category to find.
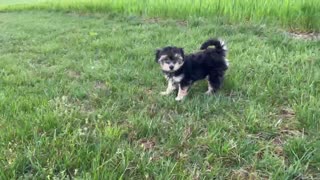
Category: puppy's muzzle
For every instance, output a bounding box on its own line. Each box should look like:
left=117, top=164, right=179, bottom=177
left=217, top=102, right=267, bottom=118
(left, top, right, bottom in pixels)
left=169, top=65, right=174, bottom=70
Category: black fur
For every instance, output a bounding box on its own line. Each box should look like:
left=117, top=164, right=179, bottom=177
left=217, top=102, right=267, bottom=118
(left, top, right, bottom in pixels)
left=200, top=39, right=227, bottom=57
left=156, top=38, right=228, bottom=95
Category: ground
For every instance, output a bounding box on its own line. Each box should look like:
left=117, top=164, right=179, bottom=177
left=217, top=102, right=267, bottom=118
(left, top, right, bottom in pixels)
left=0, top=11, right=319, bottom=179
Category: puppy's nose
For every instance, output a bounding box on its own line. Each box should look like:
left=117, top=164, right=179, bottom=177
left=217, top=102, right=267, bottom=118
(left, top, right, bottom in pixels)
left=169, top=65, right=174, bottom=70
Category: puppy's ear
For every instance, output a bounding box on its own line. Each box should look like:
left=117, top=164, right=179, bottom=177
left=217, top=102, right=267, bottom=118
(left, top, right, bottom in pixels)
left=179, top=48, right=184, bottom=58
left=155, top=49, right=161, bottom=63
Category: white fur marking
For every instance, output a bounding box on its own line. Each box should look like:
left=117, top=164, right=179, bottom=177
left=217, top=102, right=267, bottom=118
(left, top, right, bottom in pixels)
left=205, top=80, right=213, bottom=95
left=160, top=79, right=176, bottom=95
left=219, top=39, right=227, bottom=51
left=174, top=54, right=183, bottom=59
left=220, top=40, right=225, bottom=46
left=175, top=85, right=188, bottom=101
left=159, top=55, right=167, bottom=61
left=225, top=59, right=230, bottom=67
left=172, top=74, right=184, bottom=83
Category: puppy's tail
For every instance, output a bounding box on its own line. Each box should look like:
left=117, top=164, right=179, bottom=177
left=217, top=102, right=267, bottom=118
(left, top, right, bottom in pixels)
left=200, top=38, right=227, bottom=56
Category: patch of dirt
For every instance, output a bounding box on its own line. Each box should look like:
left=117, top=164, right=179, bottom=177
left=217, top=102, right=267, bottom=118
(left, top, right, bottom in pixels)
left=128, top=129, right=138, bottom=143
left=146, top=104, right=158, bottom=118
left=143, top=17, right=187, bottom=26
left=252, top=126, right=304, bottom=161
left=50, top=96, right=95, bottom=116
left=279, top=129, right=303, bottom=137
left=248, top=108, right=304, bottom=160
left=274, top=107, right=298, bottom=129
left=280, top=107, right=295, bottom=119
left=67, top=70, right=81, bottom=79
left=271, top=125, right=304, bottom=159
left=273, top=145, right=284, bottom=158
left=177, top=20, right=188, bottom=26
left=145, top=88, right=153, bottom=95
left=285, top=31, right=320, bottom=41
left=276, top=107, right=302, bottom=137
left=94, top=81, right=108, bottom=90
left=270, top=136, right=286, bottom=158
left=272, top=136, right=284, bottom=146
left=139, top=138, right=156, bottom=151
left=182, top=126, right=193, bottom=142
left=143, top=17, right=162, bottom=24
left=162, top=149, right=176, bottom=158
left=229, top=166, right=259, bottom=180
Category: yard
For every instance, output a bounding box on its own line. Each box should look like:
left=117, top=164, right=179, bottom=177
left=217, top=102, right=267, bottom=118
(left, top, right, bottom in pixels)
left=0, top=1, right=319, bottom=179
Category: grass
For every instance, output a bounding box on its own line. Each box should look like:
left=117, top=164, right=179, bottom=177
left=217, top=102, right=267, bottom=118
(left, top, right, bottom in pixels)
left=1, top=0, right=320, bottom=32
left=0, top=0, right=45, bottom=5
left=0, top=10, right=320, bottom=179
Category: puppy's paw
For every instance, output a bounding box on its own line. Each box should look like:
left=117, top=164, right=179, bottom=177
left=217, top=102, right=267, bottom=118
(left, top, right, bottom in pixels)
left=160, top=91, right=170, bottom=96
left=205, top=90, right=213, bottom=95
left=175, top=96, right=184, bottom=101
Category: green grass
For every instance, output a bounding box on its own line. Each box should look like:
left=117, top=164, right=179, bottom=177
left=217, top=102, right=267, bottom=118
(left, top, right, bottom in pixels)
left=0, top=0, right=45, bottom=5
left=1, top=0, right=320, bottom=32
left=0, top=11, right=319, bottom=179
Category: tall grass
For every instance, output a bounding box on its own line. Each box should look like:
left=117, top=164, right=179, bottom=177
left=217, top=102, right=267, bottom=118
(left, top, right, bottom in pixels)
left=1, top=0, right=320, bottom=31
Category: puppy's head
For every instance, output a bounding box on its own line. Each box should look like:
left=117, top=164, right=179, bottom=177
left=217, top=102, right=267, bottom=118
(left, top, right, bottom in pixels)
left=155, top=46, right=184, bottom=72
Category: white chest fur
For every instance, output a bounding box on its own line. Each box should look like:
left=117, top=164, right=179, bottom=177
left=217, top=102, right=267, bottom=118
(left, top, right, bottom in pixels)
left=172, top=74, right=184, bottom=83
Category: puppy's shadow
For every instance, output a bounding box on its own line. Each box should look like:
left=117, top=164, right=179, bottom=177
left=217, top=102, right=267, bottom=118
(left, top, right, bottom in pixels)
left=188, top=79, right=234, bottom=99
left=187, top=81, right=208, bottom=97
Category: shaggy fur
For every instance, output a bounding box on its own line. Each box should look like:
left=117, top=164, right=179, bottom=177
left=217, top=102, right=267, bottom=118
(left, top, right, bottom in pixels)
left=155, top=38, right=229, bottom=101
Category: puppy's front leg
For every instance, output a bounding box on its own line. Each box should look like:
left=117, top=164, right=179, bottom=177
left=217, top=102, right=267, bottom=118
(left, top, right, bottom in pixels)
left=160, top=79, right=177, bottom=95
left=175, top=85, right=189, bottom=101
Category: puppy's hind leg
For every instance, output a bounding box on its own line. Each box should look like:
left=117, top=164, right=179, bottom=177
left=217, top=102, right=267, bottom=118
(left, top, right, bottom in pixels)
left=205, top=80, right=214, bottom=95
left=160, top=79, right=177, bottom=95
left=206, top=72, right=224, bottom=94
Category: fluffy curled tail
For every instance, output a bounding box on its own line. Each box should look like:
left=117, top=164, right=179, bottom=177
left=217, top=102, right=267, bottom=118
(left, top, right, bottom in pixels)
left=200, top=38, right=227, bottom=56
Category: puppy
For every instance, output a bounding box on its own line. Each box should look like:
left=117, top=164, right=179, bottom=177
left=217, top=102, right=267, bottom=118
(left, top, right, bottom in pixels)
left=155, top=38, right=229, bottom=101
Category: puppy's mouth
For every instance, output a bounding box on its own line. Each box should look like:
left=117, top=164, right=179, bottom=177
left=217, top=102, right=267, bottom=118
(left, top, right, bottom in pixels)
left=160, top=64, right=181, bottom=72
left=161, top=68, right=174, bottom=73
left=167, top=70, right=176, bottom=73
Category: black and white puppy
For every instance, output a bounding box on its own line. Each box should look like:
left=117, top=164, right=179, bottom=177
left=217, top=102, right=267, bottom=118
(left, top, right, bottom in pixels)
left=155, top=38, right=229, bottom=101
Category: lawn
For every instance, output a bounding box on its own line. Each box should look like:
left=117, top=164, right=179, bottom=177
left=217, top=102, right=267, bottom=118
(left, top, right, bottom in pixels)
left=1, top=0, right=320, bottom=31
left=0, top=6, right=319, bottom=180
